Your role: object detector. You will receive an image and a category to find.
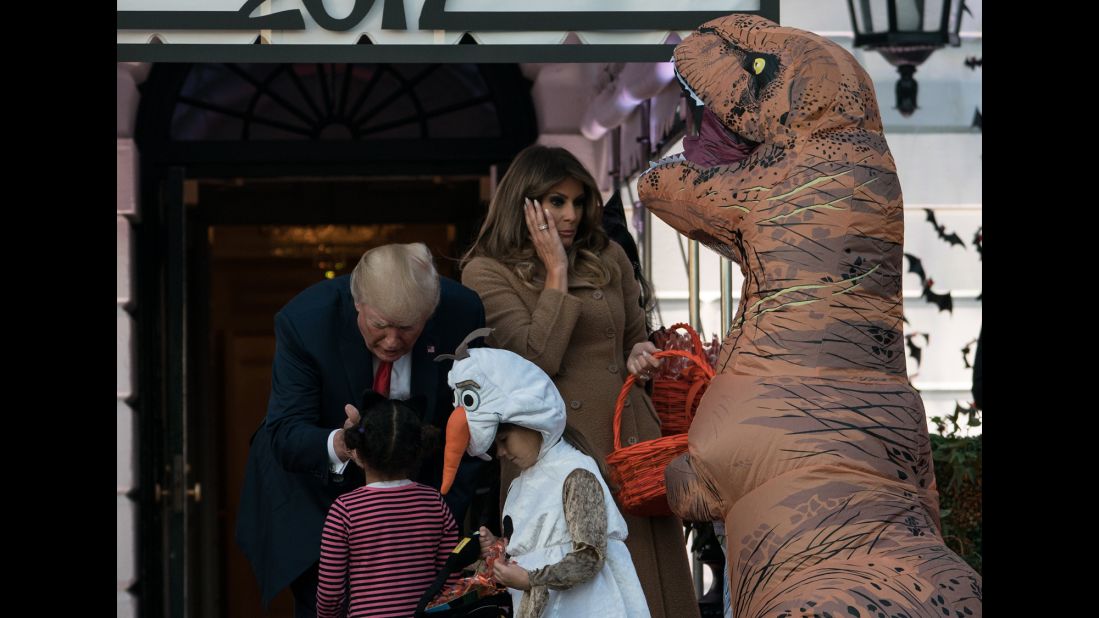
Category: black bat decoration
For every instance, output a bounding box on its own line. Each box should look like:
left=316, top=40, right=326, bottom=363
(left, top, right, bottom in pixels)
left=923, top=279, right=953, bottom=313
left=961, top=337, right=978, bottom=369
left=904, top=253, right=927, bottom=287
left=906, top=338, right=921, bottom=367
left=904, top=333, right=929, bottom=368
left=954, top=401, right=981, bottom=427
left=924, top=209, right=967, bottom=248
left=973, top=227, right=982, bottom=260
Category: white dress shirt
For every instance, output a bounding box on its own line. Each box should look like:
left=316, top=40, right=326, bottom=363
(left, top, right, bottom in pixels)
left=326, top=352, right=413, bottom=473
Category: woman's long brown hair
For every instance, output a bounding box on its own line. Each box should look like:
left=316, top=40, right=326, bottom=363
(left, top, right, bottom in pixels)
left=461, top=145, right=611, bottom=287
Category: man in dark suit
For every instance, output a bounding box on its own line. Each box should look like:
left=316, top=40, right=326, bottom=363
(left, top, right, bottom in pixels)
left=236, top=243, right=486, bottom=616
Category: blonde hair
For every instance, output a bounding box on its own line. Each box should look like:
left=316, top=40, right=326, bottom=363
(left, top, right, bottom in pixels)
left=461, top=145, right=610, bottom=287
left=350, top=243, right=440, bottom=322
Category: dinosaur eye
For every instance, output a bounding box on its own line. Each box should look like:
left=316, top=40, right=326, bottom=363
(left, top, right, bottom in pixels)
left=753, top=57, right=766, bottom=75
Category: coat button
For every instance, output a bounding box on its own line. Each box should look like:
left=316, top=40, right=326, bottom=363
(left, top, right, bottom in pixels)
left=593, top=290, right=604, bottom=300
left=627, top=437, right=638, bottom=445
left=624, top=399, right=631, bottom=407
left=604, top=327, right=615, bottom=338
left=608, top=364, right=618, bottom=373
left=570, top=400, right=581, bottom=409
left=558, top=365, right=567, bottom=376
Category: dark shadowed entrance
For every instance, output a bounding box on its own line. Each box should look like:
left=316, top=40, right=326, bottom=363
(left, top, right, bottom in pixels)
left=132, top=61, right=536, bottom=617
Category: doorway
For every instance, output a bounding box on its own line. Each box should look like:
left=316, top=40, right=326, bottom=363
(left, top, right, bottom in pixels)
left=130, top=56, right=534, bottom=611
left=191, top=175, right=485, bottom=616
left=134, top=60, right=535, bottom=617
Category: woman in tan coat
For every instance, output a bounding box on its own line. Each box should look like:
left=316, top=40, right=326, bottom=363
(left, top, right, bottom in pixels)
left=460, top=144, right=699, bottom=618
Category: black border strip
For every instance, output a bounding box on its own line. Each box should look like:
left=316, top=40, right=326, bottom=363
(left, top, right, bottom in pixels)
left=117, top=10, right=305, bottom=30
left=117, top=43, right=682, bottom=63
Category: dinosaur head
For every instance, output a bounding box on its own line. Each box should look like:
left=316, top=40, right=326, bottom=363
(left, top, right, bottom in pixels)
left=641, top=14, right=884, bottom=210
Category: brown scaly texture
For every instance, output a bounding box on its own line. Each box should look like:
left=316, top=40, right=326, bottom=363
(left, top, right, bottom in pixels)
left=640, top=14, right=982, bottom=617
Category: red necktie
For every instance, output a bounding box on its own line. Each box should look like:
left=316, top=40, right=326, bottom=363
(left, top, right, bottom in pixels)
left=373, top=360, right=393, bottom=397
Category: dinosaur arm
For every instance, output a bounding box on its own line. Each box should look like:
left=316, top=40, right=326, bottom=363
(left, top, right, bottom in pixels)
left=665, top=452, right=728, bottom=522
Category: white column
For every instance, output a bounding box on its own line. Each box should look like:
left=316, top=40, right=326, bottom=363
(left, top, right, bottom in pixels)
left=117, top=61, right=148, bottom=618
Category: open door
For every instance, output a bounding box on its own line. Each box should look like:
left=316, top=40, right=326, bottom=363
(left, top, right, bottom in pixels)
left=137, top=166, right=203, bottom=617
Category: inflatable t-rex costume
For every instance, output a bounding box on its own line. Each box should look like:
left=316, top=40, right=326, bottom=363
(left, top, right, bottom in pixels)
left=639, top=15, right=982, bottom=617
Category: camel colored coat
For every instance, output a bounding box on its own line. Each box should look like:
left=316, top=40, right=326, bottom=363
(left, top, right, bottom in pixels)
left=462, top=242, right=699, bottom=618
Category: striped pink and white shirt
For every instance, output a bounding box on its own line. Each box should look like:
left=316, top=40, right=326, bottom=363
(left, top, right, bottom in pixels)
left=316, top=481, right=459, bottom=618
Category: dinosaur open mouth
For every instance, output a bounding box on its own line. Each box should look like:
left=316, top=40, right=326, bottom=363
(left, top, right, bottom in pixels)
left=642, top=68, right=759, bottom=174
left=644, top=119, right=758, bottom=174
left=682, top=110, right=758, bottom=167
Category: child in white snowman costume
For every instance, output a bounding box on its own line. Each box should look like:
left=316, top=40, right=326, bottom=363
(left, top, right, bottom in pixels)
left=439, top=332, right=650, bottom=618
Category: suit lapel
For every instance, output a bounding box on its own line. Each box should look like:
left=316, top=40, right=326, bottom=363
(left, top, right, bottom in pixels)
left=339, top=294, right=372, bottom=408
left=411, top=329, right=440, bottom=426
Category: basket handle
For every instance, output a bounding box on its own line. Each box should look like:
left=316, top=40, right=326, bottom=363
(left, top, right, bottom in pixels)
left=613, top=349, right=715, bottom=451
left=683, top=377, right=709, bottom=423
left=662, top=322, right=713, bottom=374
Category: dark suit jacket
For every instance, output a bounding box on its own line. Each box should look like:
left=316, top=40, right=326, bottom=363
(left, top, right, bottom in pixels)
left=235, top=274, right=486, bottom=606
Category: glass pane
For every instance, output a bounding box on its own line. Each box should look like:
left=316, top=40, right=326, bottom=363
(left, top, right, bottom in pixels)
left=869, top=0, right=890, bottom=32
left=894, top=0, right=923, bottom=31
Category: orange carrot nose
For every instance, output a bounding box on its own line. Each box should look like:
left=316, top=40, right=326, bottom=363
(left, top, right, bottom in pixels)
left=440, top=407, right=470, bottom=495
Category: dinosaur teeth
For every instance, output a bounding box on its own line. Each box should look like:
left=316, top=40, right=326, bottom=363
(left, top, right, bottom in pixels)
left=645, top=152, right=686, bottom=172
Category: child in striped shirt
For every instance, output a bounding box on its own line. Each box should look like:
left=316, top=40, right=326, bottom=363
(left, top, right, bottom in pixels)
left=316, top=394, right=460, bottom=618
